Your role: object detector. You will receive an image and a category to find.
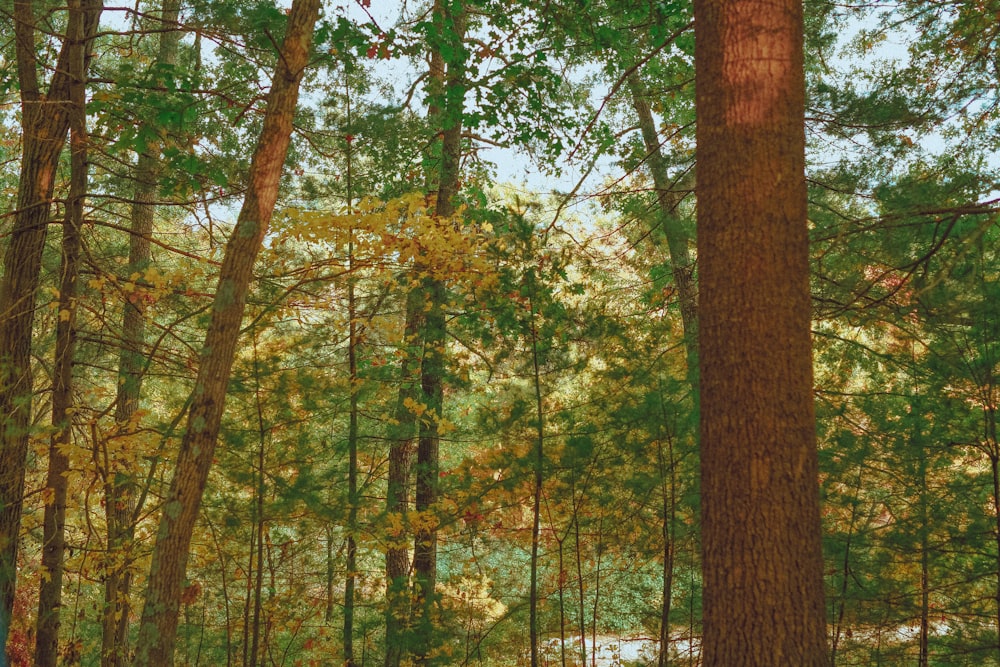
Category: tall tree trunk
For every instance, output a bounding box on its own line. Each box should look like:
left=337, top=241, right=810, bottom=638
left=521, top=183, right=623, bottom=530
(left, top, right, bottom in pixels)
left=830, top=470, right=864, bottom=666
left=103, top=2, right=182, bottom=663
left=344, top=258, right=359, bottom=667
left=693, top=0, right=828, bottom=664
left=990, top=445, right=1000, bottom=663
left=411, top=3, right=466, bottom=663
left=654, top=428, right=677, bottom=667
left=241, top=523, right=255, bottom=667
left=131, top=1, right=320, bottom=661
left=573, top=508, right=587, bottom=667
left=0, top=0, right=102, bottom=656
left=34, top=4, right=90, bottom=660
left=344, top=85, right=359, bottom=665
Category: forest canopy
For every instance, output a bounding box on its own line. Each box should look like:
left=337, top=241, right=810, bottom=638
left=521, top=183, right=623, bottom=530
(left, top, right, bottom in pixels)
left=1, top=0, right=999, bottom=665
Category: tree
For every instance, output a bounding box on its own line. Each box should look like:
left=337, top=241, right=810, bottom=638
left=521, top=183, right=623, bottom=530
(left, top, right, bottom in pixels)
left=34, top=0, right=91, bottom=660
left=693, top=0, right=828, bottom=664
left=0, top=0, right=102, bottom=658
left=131, top=0, right=320, bottom=661
left=411, top=3, right=467, bottom=664
left=102, top=3, right=183, bottom=664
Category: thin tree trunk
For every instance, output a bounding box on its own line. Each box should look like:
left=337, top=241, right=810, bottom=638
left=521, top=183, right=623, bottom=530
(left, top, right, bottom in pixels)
left=383, top=290, right=420, bottom=667
left=654, top=432, right=676, bottom=667
left=917, top=437, right=930, bottom=667
left=627, top=72, right=698, bottom=387
left=574, top=511, right=587, bottom=667
left=344, top=85, right=359, bottom=664
left=132, top=2, right=320, bottom=661
left=630, top=74, right=698, bottom=667
left=411, top=3, right=466, bottom=663
left=242, top=526, right=255, bottom=667
left=694, top=0, right=828, bottom=664
left=34, top=4, right=89, bottom=660
left=0, top=0, right=101, bottom=651
left=557, top=540, right=567, bottom=667
left=830, top=470, right=864, bottom=667
left=528, top=290, right=545, bottom=667
left=249, top=337, right=266, bottom=667
left=103, top=2, right=182, bottom=663
left=326, top=523, right=336, bottom=624
left=206, top=517, right=234, bottom=667
left=991, top=447, right=1000, bottom=663
left=590, top=517, right=603, bottom=667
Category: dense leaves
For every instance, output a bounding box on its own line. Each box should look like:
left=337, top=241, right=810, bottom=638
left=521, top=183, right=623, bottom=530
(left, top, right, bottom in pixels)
left=2, top=0, right=1000, bottom=665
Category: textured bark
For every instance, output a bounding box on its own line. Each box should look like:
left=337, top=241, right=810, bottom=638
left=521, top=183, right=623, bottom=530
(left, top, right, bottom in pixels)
left=694, top=0, right=828, bottom=664
left=0, top=0, right=102, bottom=657
left=34, top=2, right=89, bottom=661
left=131, top=1, right=320, bottom=662
left=103, top=3, right=182, bottom=663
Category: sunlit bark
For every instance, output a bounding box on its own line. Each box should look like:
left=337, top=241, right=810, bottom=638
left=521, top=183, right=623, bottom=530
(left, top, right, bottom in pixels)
left=694, top=0, right=828, bottom=663
left=132, top=1, right=320, bottom=661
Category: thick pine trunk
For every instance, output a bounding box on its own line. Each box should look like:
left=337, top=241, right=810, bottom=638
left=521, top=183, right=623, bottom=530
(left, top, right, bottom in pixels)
left=694, top=0, right=828, bottom=664
left=131, top=1, right=320, bottom=662
left=0, top=0, right=101, bottom=655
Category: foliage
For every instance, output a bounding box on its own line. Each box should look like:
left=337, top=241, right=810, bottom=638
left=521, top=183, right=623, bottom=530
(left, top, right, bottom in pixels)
left=2, top=0, right=1000, bottom=664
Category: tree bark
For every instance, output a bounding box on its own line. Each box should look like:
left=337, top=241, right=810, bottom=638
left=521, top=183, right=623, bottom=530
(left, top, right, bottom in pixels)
left=102, top=2, right=182, bottom=663
left=131, top=1, right=320, bottom=662
left=694, top=0, right=828, bottom=664
left=34, top=1, right=90, bottom=660
left=0, top=0, right=102, bottom=657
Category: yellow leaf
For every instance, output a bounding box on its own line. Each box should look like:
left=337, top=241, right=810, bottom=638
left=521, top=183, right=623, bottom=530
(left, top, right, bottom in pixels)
left=403, top=396, right=427, bottom=416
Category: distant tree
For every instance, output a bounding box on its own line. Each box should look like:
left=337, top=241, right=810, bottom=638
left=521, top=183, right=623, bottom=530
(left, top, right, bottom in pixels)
left=101, top=2, right=183, bottom=664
